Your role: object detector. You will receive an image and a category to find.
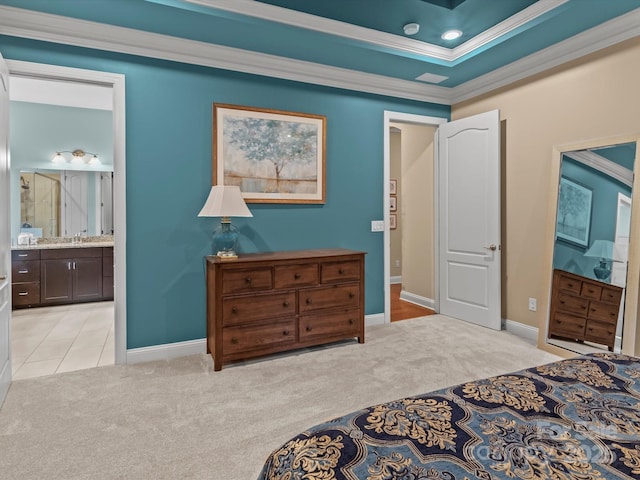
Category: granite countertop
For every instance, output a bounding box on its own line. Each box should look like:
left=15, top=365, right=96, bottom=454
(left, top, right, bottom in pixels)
left=12, top=235, right=114, bottom=250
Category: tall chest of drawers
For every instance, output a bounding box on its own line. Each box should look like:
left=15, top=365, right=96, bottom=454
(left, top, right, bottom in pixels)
left=206, top=248, right=365, bottom=371
left=548, top=269, right=623, bottom=351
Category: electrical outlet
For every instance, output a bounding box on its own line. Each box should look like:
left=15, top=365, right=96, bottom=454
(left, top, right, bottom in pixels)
left=528, top=297, right=537, bottom=312
left=371, top=220, right=385, bottom=232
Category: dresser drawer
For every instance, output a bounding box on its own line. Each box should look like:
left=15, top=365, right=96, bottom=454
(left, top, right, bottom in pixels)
left=299, top=309, right=361, bottom=341
left=222, top=268, right=272, bottom=294
left=321, top=261, right=361, bottom=283
left=549, top=312, right=586, bottom=338
left=584, top=320, right=616, bottom=345
left=12, top=260, right=40, bottom=282
left=556, top=292, right=588, bottom=315
left=580, top=283, right=601, bottom=300
left=12, top=282, right=40, bottom=306
left=299, top=283, right=360, bottom=313
left=223, top=291, right=296, bottom=326
left=12, top=249, right=40, bottom=261
left=274, top=264, right=318, bottom=289
left=557, top=274, right=581, bottom=295
left=587, top=301, right=619, bottom=323
left=601, top=286, right=622, bottom=305
left=223, top=318, right=296, bottom=356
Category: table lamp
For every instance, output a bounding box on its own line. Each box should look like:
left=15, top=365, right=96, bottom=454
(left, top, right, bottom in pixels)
left=198, top=185, right=252, bottom=259
left=584, top=239, right=623, bottom=281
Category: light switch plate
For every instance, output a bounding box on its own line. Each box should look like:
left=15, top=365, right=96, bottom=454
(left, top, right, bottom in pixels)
left=371, top=220, right=385, bottom=232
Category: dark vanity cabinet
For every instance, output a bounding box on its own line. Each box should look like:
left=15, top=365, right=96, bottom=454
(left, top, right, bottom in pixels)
left=41, top=248, right=103, bottom=303
left=12, top=246, right=113, bottom=308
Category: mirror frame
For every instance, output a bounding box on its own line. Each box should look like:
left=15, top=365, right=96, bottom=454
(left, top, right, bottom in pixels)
left=538, top=133, right=640, bottom=358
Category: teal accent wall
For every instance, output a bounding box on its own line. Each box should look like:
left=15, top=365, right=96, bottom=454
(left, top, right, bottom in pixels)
left=553, top=156, right=633, bottom=280
left=0, top=36, right=450, bottom=349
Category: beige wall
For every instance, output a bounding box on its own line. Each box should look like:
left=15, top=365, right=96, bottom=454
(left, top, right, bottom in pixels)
left=390, top=122, right=437, bottom=300
left=451, top=38, right=640, bottom=333
left=390, top=130, right=402, bottom=279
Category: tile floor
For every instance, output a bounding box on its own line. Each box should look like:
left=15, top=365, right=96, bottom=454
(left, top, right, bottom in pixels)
left=11, top=301, right=115, bottom=380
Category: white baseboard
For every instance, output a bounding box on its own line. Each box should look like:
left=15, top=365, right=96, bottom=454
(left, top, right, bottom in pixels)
left=390, top=276, right=402, bottom=285
left=504, top=319, right=539, bottom=344
left=399, top=290, right=435, bottom=310
left=127, top=338, right=207, bottom=364
left=365, top=313, right=385, bottom=326
left=127, top=313, right=388, bottom=364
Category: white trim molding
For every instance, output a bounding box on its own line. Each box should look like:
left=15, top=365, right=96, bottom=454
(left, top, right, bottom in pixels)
left=399, top=291, right=435, bottom=310
left=504, top=319, right=539, bottom=345
left=127, top=339, right=207, bottom=364
left=6, top=60, right=128, bottom=366
left=565, top=150, right=633, bottom=188
left=179, top=0, right=568, bottom=64
left=0, top=5, right=639, bottom=105
left=365, top=313, right=385, bottom=327
left=390, top=276, right=402, bottom=285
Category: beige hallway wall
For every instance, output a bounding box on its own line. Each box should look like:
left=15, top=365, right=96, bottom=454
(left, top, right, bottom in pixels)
left=390, top=122, right=437, bottom=301
left=390, top=130, right=402, bottom=279
left=451, top=38, right=640, bottom=330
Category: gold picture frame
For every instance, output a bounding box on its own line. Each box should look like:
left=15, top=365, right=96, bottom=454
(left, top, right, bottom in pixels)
left=213, top=103, right=326, bottom=204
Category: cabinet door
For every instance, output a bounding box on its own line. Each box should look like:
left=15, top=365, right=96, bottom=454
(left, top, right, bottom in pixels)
left=73, top=257, right=103, bottom=300
left=41, top=258, right=73, bottom=303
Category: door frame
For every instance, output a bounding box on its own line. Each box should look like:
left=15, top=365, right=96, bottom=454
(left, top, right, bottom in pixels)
left=383, top=111, right=447, bottom=324
left=7, top=60, right=127, bottom=364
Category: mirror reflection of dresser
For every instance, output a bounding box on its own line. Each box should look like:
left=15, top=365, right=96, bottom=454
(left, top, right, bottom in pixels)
left=541, top=138, right=638, bottom=356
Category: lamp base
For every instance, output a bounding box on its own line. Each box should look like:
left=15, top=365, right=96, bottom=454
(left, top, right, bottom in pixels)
left=212, top=219, right=240, bottom=259
left=593, top=260, right=611, bottom=281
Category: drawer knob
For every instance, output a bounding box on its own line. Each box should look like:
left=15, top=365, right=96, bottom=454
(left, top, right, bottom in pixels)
left=339, top=268, right=345, bottom=274
left=306, top=298, right=313, bottom=305
left=231, top=307, right=238, bottom=314
left=348, top=319, right=354, bottom=325
left=294, top=273, right=301, bottom=279
left=560, top=301, right=565, bottom=304
left=610, top=312, right=616, bottom=316
left=18, top=269, right=28, bottom=274
left=245, top=276, right=252, bottom=284
left=18, top=254, right=27, bottom=257
left=349, top=292, right=355, bottom=299
left=567, top=283, right=573, bottom=287
left=306, top=326, right=312, bottom=332
left=231, top=337, right=239, bottom=344
left=283, top=330, right=290, bottom=336
left=283, top=301, right=289, bottom=307
left=18, top=292, right=28, bottom=296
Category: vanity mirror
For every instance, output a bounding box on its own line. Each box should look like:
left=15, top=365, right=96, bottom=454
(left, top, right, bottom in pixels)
left=541, top=138, right=640, bottom=356
left=16, top=168, right=113, bottom=239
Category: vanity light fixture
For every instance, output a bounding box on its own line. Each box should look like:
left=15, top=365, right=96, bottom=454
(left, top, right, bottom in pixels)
left=403, top=23, right=420, bottom=36
left=52, top=149, right=100, bottom=166
left=441, top=29, right=462, bottom=41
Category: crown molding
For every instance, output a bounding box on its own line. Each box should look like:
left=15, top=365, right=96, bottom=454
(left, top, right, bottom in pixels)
left=450, top=7, right=640, bottom=104
left=0, top=6, right=450, bottom=104
left=565, top=150, right=633, bottom=188
left=180, top=0, right=567, bottom=63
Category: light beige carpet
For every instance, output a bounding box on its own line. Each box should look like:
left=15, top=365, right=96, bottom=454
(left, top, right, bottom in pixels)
left=0, top=315, right=560, bottom=479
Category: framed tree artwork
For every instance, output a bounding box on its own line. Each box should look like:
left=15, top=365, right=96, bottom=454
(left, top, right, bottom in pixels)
left=213, top=103, right=326, bottom=204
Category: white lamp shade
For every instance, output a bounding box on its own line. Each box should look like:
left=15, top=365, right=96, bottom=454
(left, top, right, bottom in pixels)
left=584, top=239, right=624, bottom=262
left=198, top=185, right=253, bottom=218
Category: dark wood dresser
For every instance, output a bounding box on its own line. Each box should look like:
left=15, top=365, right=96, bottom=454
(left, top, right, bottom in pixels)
left=206, top=248, right=365, bottom=371
left=548, top=269, right=623, bottom=351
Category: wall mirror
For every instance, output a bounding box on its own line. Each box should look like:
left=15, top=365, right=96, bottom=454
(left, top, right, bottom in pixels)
left=544, top=140, right=638, bottom=355
left=17, top=168, right=113, bottom=239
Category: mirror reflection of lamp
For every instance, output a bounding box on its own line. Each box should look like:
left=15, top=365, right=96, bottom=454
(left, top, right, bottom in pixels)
left=197, top=185, right=253, bottom=259
left=584, top=239, right=624, bottom=281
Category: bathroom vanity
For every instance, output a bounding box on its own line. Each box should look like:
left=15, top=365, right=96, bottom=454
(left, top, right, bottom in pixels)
left=11, top=238, right=114, bottom=309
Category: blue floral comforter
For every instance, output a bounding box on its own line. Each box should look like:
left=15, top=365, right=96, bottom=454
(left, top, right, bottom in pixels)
left=258, top=353, right=640, bottom=479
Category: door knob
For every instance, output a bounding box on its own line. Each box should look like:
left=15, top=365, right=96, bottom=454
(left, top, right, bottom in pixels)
left=484, top=244, right=498, bottom=251
left=0, top=274, right=6, bottom=281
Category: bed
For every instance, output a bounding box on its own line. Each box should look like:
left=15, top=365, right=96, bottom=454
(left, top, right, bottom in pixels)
left=257, top=352, right=640, bottom=479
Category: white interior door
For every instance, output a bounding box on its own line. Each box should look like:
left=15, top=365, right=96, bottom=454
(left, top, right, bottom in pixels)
left=438, top=110, right=501, bottom=330
left=63, top=171, right=88, bottom=236
left=0, top=52, right=12, bottom=407
left=100, top=172, right=113, bottom=235
left=612, top=192, right=631, bottom=288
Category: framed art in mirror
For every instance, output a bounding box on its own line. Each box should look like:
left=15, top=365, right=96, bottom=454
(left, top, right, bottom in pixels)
left=213, top=103, right=326, bottom=204
left=556, top=176, right=592, bottom=247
